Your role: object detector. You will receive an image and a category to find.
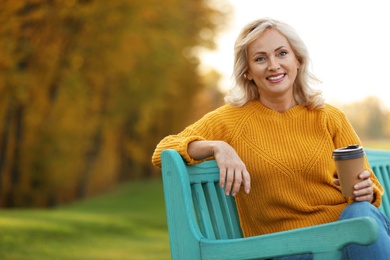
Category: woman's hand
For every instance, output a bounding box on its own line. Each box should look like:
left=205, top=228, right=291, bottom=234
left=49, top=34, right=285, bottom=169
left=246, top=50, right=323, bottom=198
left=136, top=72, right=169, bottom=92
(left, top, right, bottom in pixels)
left=333, top=170, right=374, bottom=202
left=188, top=140, right=250, bottom=196
left=213, top=141, right=251, bottom=196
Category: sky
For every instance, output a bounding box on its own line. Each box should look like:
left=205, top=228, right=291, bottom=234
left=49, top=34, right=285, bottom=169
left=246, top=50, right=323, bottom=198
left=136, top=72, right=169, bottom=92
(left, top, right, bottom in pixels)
left=200, top=0, right=390, bottom=108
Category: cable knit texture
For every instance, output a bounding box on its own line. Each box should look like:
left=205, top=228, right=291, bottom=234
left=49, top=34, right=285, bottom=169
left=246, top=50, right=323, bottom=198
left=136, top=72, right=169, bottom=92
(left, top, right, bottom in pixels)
left=152, top=100, right=384, bottom=237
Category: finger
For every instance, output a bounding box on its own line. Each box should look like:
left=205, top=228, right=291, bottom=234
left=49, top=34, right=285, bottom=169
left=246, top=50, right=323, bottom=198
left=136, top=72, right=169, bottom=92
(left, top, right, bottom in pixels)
left=224, top=169, right=234, bottom=196
left=219, top=167, right=227, bottom=188
left=354, top=178, right=372, bottom=190
left=355, top=193, right=374, bottom=202
left=242, top=170, right=251, bottom=194
left=359, top=170, right=370, bottom=180
left=354, top=185, right=374, bottom=196
left=231, top=171, right=242, bottom=196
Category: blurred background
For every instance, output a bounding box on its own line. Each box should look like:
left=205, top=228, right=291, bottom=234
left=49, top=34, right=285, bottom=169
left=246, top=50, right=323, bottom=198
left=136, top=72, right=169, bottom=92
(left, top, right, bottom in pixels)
left=0, top=0, right=389, bottom=259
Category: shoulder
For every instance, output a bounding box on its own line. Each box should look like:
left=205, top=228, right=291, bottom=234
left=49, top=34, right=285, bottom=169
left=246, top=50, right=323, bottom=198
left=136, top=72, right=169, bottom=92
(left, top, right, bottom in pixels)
left=315, top=103, right=347, bottom=118
left=203, top=101, right=258, bottom=120
left=194, top=101, right=258, bottom=137
left=318, top=103, right=352, bottom=129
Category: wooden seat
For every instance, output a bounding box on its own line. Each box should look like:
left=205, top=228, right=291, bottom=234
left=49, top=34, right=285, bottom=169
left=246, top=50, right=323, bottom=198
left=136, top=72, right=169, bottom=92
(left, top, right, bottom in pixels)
left=161, top=149, right=390, bottom=260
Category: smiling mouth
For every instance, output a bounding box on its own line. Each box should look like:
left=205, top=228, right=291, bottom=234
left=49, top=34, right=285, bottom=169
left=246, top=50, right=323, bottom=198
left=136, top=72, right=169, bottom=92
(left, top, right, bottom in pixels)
left=267, top=74, right=285, bottom=82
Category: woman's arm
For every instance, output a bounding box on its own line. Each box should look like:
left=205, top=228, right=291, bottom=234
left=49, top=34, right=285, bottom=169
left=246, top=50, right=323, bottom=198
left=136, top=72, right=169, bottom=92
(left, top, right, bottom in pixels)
left=329, top=105, right=383, bottom=205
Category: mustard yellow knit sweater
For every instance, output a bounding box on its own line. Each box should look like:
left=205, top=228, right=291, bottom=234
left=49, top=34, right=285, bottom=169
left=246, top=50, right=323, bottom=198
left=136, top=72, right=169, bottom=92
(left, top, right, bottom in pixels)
left=152, top=100, right=383, bottom=237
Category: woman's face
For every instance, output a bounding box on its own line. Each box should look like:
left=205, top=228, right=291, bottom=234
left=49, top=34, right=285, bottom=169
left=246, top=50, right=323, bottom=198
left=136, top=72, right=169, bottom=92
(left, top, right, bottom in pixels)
left=246, top=28, right=300, bottom=102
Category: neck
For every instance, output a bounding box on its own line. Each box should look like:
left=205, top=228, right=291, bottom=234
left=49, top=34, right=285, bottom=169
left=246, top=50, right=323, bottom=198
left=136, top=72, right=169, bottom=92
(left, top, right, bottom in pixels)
left=259, top=96, right=298, bottom=113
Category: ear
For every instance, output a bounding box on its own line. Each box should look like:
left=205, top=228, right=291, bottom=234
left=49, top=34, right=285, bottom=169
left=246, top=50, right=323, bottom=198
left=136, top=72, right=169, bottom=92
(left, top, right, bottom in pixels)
left=246, top=71, right=253, bottom=81
left=296, top=57, right=301, bottom=69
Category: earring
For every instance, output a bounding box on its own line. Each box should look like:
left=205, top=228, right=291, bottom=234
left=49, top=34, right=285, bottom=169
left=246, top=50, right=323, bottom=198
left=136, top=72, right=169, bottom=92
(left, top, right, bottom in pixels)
left=244, top=73, right=247, bottom=79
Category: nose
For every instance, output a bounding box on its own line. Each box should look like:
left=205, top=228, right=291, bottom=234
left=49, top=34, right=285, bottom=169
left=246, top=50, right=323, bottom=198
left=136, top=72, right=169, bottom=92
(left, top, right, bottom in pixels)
left=268, top=57, right=280, bottom=71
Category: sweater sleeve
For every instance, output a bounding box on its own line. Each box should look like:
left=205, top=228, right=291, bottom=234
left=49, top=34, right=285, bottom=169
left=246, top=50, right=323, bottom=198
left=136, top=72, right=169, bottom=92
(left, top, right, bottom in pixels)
left=151, top=105, right=237, bottom=168
left=151, top=132, right=207, bottom=168
left=326, top=105, right=384, bottom=207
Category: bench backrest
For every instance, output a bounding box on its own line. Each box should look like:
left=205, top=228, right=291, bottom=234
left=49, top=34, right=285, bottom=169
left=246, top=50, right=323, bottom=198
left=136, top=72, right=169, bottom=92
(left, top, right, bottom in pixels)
left=187, top=160, right=243, bottom=239
left=366, top=149, right=390, bottom=217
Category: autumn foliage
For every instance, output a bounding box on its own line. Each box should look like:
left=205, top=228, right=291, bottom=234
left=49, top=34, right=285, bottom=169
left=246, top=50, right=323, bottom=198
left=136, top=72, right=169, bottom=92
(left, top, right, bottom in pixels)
left=0, top=0, right=229, bottom=207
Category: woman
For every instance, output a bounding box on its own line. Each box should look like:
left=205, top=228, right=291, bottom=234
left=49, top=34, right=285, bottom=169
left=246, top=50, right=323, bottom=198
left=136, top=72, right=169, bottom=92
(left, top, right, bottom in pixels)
left=152, top=18, right=390, bottom=259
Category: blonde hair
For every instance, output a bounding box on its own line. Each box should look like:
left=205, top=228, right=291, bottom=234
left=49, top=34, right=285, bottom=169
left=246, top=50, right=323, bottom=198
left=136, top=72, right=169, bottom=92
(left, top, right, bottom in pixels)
left=225, top=18, right=325, bottom=109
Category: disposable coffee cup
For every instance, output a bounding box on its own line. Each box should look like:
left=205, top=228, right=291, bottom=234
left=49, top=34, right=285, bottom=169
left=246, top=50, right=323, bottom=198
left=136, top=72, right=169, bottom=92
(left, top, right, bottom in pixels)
left=332, top=145, right=365, bottom=197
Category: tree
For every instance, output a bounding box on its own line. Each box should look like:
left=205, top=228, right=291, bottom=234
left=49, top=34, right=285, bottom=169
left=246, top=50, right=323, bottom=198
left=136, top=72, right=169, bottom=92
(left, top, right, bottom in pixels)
left=0, top=0, right=230, bottom=207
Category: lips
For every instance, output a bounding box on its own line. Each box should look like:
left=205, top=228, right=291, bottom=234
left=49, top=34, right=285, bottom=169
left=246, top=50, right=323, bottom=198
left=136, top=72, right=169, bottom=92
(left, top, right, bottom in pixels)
left=267, top=73, right=285, bottom=82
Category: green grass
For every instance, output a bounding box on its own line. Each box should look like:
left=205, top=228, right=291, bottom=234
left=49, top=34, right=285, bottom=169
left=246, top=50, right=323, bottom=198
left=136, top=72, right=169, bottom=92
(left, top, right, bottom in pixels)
left=0, top=179, right=170, bottom=260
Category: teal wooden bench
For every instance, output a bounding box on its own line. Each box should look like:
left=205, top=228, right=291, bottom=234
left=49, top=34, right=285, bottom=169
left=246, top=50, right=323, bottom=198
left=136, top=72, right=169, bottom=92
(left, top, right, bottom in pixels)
left=161, top=149, right=390, bottom=260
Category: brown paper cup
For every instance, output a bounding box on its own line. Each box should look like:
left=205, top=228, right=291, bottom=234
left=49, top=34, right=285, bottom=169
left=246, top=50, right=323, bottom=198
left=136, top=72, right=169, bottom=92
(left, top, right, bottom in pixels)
left=333, top=145, right=365, bottom=197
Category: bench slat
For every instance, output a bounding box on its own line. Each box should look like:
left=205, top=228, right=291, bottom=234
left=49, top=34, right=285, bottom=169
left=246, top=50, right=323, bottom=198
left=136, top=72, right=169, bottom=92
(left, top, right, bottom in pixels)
left=204, top=182, right=229, bottom=239
left=215, top=183, right=243, bottom=239
left=192, top=183, right=216, bottom=239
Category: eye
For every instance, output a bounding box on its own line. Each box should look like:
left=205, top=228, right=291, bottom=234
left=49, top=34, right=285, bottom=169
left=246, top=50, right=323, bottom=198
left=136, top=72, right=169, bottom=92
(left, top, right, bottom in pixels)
left=279, top=51, right=288, bottom=57
left=255, top=56, right=266, bottom=62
